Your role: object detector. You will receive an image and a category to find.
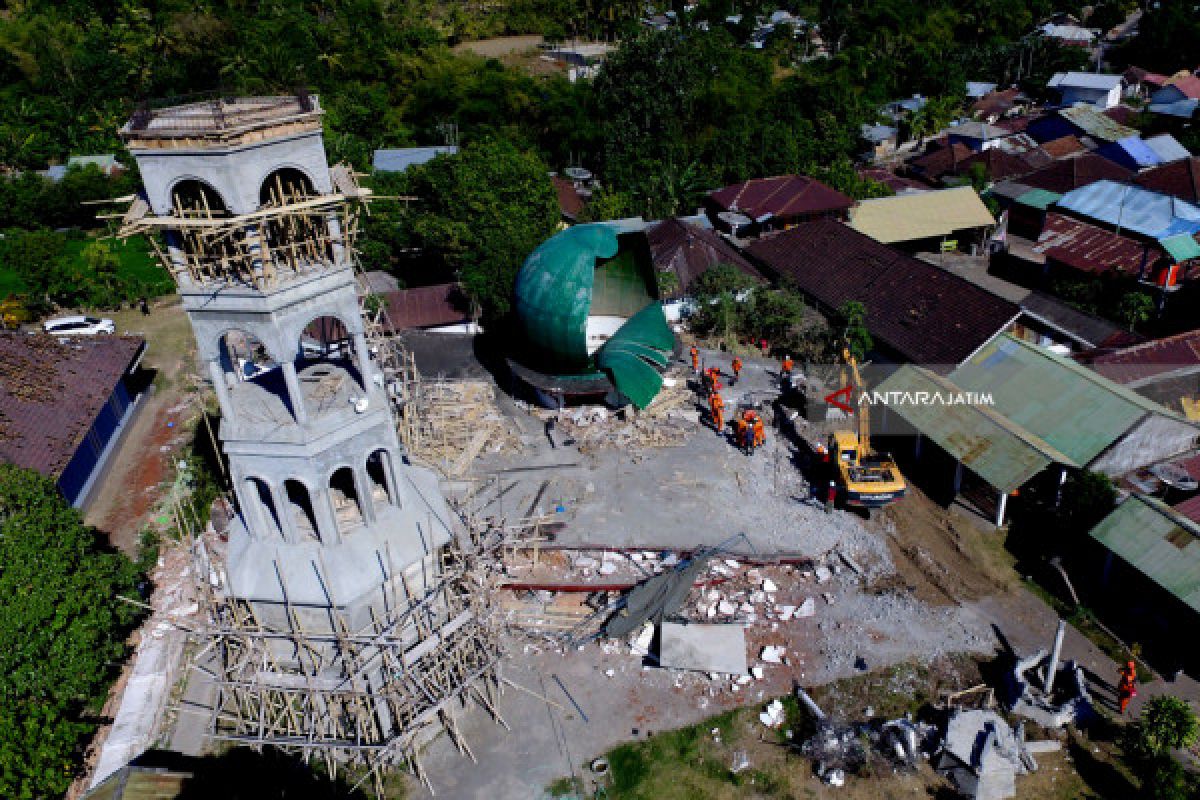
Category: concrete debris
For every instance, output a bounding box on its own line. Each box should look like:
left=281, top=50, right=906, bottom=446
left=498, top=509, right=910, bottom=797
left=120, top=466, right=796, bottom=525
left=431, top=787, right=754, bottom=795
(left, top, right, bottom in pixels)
left=730, top=750, right=751, bottom=774
left=761, top=578, right=778, bottom=593
left=797, top=597, right=817, bottom=618
left=658, top=622, right=748, bottom=675
left=760, top=644, right=786, bottom=664
left=815, top=565, right=833, bottom=584
left=760, top=699, right=786, bottom=728
left=1006, top=621, right=1093, bottom=729
left=936, top=710, right=1033, bottom=800
left=630, top=622, right=654, bottom=657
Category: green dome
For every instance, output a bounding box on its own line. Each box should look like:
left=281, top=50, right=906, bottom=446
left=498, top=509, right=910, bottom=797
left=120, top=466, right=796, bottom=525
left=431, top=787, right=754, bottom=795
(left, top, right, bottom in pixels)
left=513, top=224, right=675, bottom=408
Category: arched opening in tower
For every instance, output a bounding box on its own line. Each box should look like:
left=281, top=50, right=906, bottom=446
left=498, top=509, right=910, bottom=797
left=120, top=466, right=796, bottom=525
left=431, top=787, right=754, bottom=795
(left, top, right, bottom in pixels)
left=170, top=179, right=245, bottom=283
left=367, top=449, right=394, bottom=507
left=329, top=466, right=365, bottom=532
left=244, top=476, right=283, bottom=540
left=259, top=167, right=330, bottom=272
left=284, top=479, right=321, bottom=543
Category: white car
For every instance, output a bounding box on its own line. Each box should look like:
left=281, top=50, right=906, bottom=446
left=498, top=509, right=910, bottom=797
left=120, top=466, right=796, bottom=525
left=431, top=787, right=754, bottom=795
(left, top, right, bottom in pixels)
left=43, top=315, right=115, bottom=336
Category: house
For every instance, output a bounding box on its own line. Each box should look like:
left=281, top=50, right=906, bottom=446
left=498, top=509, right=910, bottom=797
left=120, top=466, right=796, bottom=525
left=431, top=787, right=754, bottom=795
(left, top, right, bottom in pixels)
left=1095, top=135, right=1166, bottom=170
left=1032, top=212, right=1187, bottom=285
left=1088, top=495, right=1200, bottom=641
left=1133, top=157, right=1200, bottom=204
left=857, top=168, right=929, bottom=195
left=381, top=283, right=478, bottom=334
left=705, top=174, right=853, bottom=235
left=745, top=218, right=1020, bottom=368
left=1018, top=291, right=1141, bottom=351
left=41, top=154, right=124, bottom=182
left=1143, top=134, right=1192, bottom=166
left=1150, top=75, right=1200, bottom=106
left=875, top=334, right=1199, bottom=525
left=847, top=186, right=996, bottom=252
left=1009, top=153, right=1133, bottom=194
left=946, top=121, right=1012, bottom=151
left=0, top=333, right=146, bottom=507
left=950, top=146, right=1049, bottom=186
left=1047, top=73, right=1124, bottom=109
left=1148, top=98, right=1199, bottom=121
left=861, top=124, right=900, bottom=159
left=1055, top=179, right=1200, bottom=243
left=970, top=88, right=1026, bottom=122
left=372, top=146, right=458, bottom=173
left=356, top=270, right=400, bottom=295
left=1040, top=23, right=1096, bottom=47
left=907, top=142, right=975, bottom=185
left=646, top=218, right=764, bottom=319
left=1123, top=66, right=1170, bottom=99
left=966, top=81, right=998, bottom=100
left=1076, top=328, right=1200, bottom=417
left=1027, top=104, right=1138, bottom=144
left=552, top=175, right=587, bottom=223
left=1039, top=135, right=1087, bottom=159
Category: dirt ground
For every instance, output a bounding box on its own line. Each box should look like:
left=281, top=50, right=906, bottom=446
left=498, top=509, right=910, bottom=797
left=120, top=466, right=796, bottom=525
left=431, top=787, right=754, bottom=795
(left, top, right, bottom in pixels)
left=84, top=299, right=200, bottom=555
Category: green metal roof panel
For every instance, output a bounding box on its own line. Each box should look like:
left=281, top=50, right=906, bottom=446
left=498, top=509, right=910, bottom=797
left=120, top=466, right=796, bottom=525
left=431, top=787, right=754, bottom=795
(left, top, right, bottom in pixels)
left=1015, top=188, right=1062, bottom=210
left=1160, top=233, right=1200, bottom=262
left=873, top=365, right=1073, bottom=493
left=948, top=335, right=1159, bottom=465
left=514, top=224, right=621, bottom=373
left=595, top=302, right=674, bottom=408
left=1089, top=495, right=1200, bottom=613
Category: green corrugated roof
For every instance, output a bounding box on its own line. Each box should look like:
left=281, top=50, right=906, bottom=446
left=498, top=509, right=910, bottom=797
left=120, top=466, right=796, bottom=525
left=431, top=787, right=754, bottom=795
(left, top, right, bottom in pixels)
left=1160, top=233, right=1200, bottom=263
left=948, top=335, right=1166, bottom=466
left=1015, top=188, right=1062, bottom=210
left=595, top=301, right=674, bottom=408
left=515, top=224, right=621, bottom=372
left=1089, top=494, right=1200, bottom=614
left=873, top=365, right=1077, bottom=493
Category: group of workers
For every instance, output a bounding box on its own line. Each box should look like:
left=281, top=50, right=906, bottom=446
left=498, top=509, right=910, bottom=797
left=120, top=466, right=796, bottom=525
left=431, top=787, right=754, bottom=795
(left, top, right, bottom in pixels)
left=692, top=345, right=765, bottom=454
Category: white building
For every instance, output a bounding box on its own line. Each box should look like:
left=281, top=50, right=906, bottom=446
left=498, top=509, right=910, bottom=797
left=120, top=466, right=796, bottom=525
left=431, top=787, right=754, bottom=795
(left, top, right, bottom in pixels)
left=1047, top=72, right=1124, bottom=109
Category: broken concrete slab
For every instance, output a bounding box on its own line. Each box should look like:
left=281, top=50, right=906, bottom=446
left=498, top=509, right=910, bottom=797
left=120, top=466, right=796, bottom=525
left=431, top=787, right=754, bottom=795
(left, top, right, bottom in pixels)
left=658, top=622, right=748, bottom=675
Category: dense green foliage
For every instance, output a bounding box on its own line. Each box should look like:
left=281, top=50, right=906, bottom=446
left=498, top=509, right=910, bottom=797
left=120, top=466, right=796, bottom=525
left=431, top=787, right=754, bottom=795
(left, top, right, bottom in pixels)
left=0, top=465, right=142, bottom=798
left=1124, top=696, right=1200, bottom=800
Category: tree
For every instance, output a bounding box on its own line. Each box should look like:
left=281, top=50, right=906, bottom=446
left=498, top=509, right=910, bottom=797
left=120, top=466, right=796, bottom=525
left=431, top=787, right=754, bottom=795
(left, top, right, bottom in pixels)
left=1058, top=470, right=1116, bottom=536
left=0, top=228, right=70, bottom=311
left=0, top=465, right=141, bottom=798
left=689, top=263, right=757, bottom=346
left=1131, top=696, right=1200, bottom=760
left=838, top=300, right=873, bottom=362
left=1117, top=292, right=1155, bottom=332
left=81, top=239, right=128, bottom=308
left=401, top=137, right=560, bottom=323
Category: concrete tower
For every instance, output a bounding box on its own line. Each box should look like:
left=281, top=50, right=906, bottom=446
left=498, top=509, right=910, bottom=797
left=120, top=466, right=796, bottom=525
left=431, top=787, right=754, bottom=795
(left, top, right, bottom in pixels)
left=117, top=99, right=492, bottom=769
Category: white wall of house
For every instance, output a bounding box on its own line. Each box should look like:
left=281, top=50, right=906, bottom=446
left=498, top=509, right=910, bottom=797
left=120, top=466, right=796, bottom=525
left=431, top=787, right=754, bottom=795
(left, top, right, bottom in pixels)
left=1059, top=84, right=1121, bottom=109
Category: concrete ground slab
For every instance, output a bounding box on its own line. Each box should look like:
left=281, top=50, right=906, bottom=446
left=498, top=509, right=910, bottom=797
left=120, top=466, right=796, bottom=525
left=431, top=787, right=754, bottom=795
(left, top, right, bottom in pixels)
left=659, top=622, right=748, bottom=675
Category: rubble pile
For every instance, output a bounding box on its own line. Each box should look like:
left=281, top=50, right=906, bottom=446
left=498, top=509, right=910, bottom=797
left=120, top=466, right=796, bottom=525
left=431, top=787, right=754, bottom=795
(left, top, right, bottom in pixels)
left=1007, top=621, right=1094, bottom=728
left=934, top=709, right=1057, bottom=800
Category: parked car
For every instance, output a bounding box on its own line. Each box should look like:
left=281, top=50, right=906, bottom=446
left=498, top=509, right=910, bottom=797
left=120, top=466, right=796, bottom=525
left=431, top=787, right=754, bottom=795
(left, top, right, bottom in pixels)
left=43, top=315, right=115, bottom=336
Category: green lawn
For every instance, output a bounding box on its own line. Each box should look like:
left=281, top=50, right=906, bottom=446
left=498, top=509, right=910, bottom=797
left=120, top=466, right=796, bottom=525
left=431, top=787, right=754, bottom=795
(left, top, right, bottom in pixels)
left=0, top=234, right=174, bottom=301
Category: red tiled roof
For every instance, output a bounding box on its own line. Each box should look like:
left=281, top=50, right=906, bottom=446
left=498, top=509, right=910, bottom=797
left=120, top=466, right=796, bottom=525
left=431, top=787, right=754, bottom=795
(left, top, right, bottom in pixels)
left=647, top=219, right=763, bottom=299
left=857, top=168, right=929, bottom=194
left=382, top=283, right=471, bottom=330
left=708, top=175, right=852, bottom=221
left=746, top=219, right=1019, bottom=368
left=908, top=143, right=974, bottom=181
left=1019, top=153, right=1133, bottom=194
left=0, top=333, right=144, bottom=479
left=551, top=176, right=585, bottom=219
left=970, top=88, right=1022, bottom=118
left=1132, top=158, right=1200, bottom=204
left=1083, top=329, right=1200, bottom=385
left=1034, top=212, right=1161, bottom=276
left=1041, top=135, right=1086, bottom=159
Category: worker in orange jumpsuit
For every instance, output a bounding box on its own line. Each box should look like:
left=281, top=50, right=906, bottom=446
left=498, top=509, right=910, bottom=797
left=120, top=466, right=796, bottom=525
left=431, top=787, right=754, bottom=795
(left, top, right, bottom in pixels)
left=781, top=354, right=794, bottom=379
left=690, top=345, right=699, bottom=374
left=753, top=415, right=765, bottom=449
left=706, top=367, right=723, bottom=394
left=733, top=415, right=747, bottom=450
left=709, top=392, right=725, bottom=434
left=731, top=356, right=743, bottom=385
left=741, top=409, right=758, bottom=453
left=1118, top=661, right=1138, bottom=714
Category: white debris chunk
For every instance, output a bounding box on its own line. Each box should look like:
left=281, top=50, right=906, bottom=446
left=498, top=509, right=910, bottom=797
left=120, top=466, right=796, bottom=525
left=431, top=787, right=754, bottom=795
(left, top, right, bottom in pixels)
left=761, top=578, right=778, bottom=593
left=815, top=565, right=833, bottom=584
left=760, top=645, right=786, bottom=664
left=759, top=699, right=786, bottom=728
left=797, top=597, right=817, bottom=618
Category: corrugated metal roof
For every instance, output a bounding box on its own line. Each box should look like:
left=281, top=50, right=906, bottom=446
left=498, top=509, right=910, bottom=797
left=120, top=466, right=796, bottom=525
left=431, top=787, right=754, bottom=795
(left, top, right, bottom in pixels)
left=1018, top=153, right=1132, bottom=194
left=1056, top=179, right=1200, bottom=239
left=966, top=81, right=998, bottom=98
left=874, top=365, right=1075, bottom=492
left=708, top=175, right=852, bottom=221
left=1148, top=99, right=1199, bottom=119
left=1015, top=188, right=1061, bottom=209
left=948, top=334, right=1173, bottom=466
left=1133, top=158, right=1200, bottom=203
left=1089, top=494, right=1200, bottom=614
left=1034, top=212, right=1159, bottom=276
left=1144, top=134, right=1192, bottom=164
left=1048, top=72, right=1122, bottom=91
left=1098, top=135, right=1163, bottom=168
left=1161, top=233, right=1200, bottom=262
left=647, top=218, right=763, bottom=298
left=371, top=146, right=458, bottom=173
left=849, top=187, right=995, bottom=243
left=1082, top=328, right=1200, bottom=385
left=1058, top=104, right=1138, bottom=143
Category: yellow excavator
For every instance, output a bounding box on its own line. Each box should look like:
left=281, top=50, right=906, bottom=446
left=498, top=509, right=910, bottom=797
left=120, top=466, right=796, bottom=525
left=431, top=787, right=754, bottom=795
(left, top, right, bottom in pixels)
left=827, top=348, right=907, bottom=511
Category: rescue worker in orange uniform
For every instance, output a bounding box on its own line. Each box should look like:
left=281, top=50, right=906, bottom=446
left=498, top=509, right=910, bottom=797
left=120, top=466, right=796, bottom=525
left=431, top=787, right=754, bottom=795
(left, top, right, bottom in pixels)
left=706, top=367, right=723, bottom=394
left=781, top=354, right=794, bottom=379
left=690, top=345, right=699, bottom=374
left=709, top=392, right=725, bottom=434
left=733, top=415, right=747, bottom=450
left=741, top=409, right=758, bottom=453
left=753, top=415, right=765, bottom=449
left=731, top=356, right=743, bottom=385
left=1118, top=661, right=1138, bottom=714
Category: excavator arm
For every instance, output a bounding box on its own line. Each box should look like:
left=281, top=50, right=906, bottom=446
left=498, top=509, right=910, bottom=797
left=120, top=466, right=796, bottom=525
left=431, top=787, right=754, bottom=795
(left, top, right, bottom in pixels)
left=841, top=347, right=871, bottom=455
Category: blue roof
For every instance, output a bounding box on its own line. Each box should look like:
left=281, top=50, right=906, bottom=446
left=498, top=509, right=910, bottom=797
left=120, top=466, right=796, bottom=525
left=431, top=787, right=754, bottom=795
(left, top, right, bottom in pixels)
left=1057, top=179, right=1200, bottom=239
left=1100, top=135, right=1163, bottom=168
left=861, top=124, right=898, bottom=143
left=1148, top=99, right=1199, bottom=119
left=43, top=165, right=68, bottom=182
left=1144, top=133, right=1192, bottom=164
left=372, top=146, right=458, bottom=173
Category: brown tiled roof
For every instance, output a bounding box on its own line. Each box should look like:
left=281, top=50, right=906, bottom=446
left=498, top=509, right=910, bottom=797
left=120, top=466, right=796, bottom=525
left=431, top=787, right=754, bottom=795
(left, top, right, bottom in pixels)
left=746, top=219, right=1018, bottom=368
left=551, top=176, right=585, bottom=219
left=907, top=143, right=974, bottom=182
left=993, top=116, right=1033, bottom=134
left=382, top=283, right=472, bottom=330
left=954, top=148, right=1046, bottom=182
left=1019, top=153, right=1133, bottom=194
left=1041, top=135, right=1086, bottom=158
left=857, top=168, right=929, bottom=194
left=0, top=333, right=144, bottom=479
left=1034, top=212, right=1162, bottom=276
left=647, top=219, right=763, bottom=299
left=1081, top=329, right=1200, bottom=385
left=707, top=175, right=852, bottom=220
left=1102, top=105, right=1140, bottom=126
left=970, top=88, right=1022, bottom=118
left=1132, top=158, right=1200, bottom=204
